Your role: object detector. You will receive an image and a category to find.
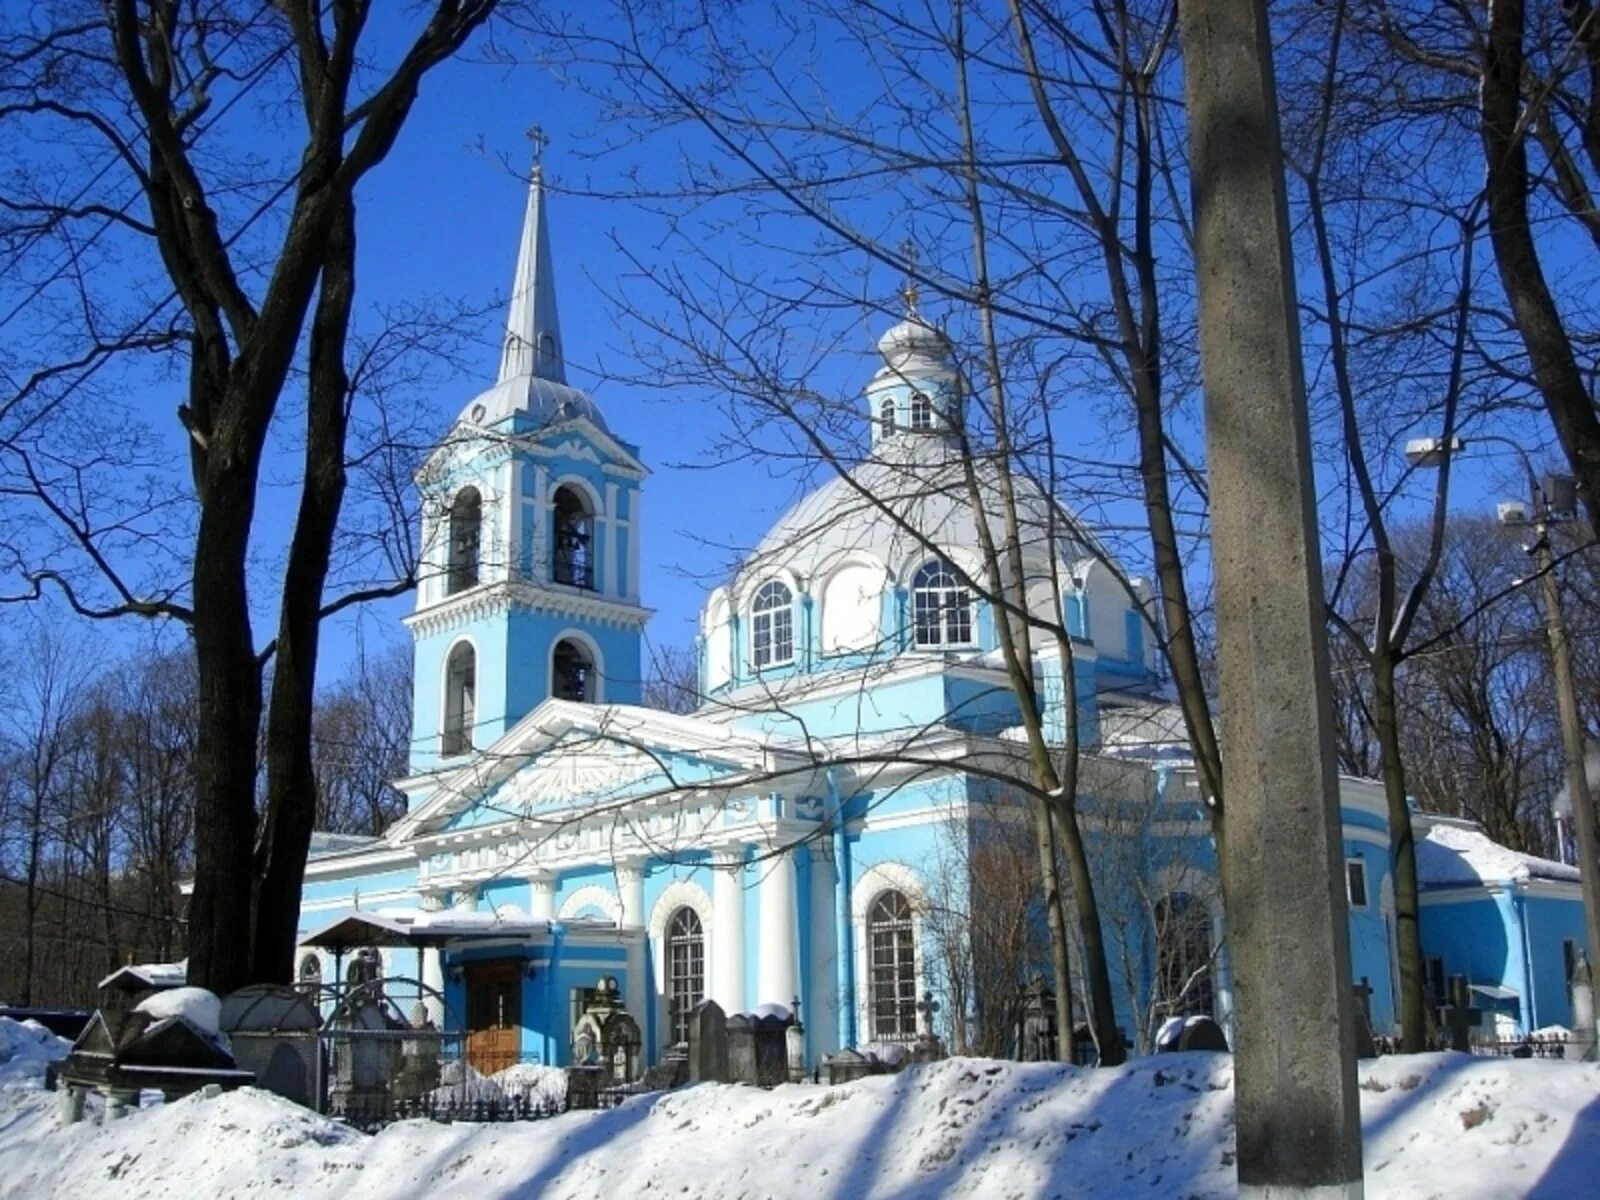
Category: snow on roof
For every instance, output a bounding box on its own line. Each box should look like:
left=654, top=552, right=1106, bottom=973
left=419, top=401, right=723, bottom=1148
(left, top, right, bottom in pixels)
left=1416, top=820, right=1580, bottom=889
left=307, top=832, right=383, bottom=859
left=98, top=959, right=187, bottom=991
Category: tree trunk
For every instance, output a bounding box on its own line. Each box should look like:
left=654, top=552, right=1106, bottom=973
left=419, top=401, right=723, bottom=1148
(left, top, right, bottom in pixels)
left=1372, top=648, right=1426, bottom=1050
left=186, top=470, right=264, bottom=995
left=1482, top=0, right=1600, bottom=534
left=252, top=199, right=357, bottom=983
left=1030, top=796, right=1076, bottom=1060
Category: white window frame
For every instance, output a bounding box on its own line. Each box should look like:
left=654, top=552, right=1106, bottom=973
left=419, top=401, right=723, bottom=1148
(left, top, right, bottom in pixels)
left=664, top=906, right=705, bottom=1047
left=1345, top=857, right=1369, bottom=910
left=866, top=889, right=918, bottom=1042
left=911, top=560, right=973, bottom=648
left=909, top=391, right=933, bottom=432
left=878, top=396, right=896, bottom=439
left=751, top=579, right=795, bottom=669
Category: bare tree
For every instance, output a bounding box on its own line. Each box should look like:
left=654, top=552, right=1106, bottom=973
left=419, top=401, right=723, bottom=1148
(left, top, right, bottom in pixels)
left=0, top=3, right=509, bottom=991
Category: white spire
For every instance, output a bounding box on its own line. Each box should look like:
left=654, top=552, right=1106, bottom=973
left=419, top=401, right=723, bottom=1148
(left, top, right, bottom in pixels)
left=498, top=134, right=565, bottom=386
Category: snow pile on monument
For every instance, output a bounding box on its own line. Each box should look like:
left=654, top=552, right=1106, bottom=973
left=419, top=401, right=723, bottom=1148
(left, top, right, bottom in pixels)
left=132, top=986, right=231, bottom=1056
left=1, top=1050, right=1597, bottom=1198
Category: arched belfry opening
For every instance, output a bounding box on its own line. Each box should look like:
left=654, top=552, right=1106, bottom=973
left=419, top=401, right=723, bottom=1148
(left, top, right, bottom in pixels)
left=553, top=637, right=596, bottom=702
left=442, top=642, right=477, bottom=756
left=552, top=485, right=595, bottom=590
left=446, top=487, right=482, bottom=595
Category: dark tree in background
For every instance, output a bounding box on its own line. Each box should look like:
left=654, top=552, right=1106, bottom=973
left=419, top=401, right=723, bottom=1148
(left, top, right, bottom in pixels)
left=0, top=3, right=506, bottom=992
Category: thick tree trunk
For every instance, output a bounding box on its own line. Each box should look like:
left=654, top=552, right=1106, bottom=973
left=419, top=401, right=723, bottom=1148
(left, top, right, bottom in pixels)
left=252, top=200, right=357, bottom=983
left=187, top=480, right=264, bottom=995
left=1482, top=0, right=1600, bottom=534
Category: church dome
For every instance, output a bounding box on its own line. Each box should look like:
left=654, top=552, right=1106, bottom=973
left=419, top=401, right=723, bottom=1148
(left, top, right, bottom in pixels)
left=742, top=435, right=1089, bottom=589
left=876, top=313, right=950, bottom=367
left=457, top=373, right=608, bottom=432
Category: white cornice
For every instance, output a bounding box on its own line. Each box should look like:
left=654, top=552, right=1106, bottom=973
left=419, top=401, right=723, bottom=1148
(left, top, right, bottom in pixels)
left=405, top=578, right=653, bottom=639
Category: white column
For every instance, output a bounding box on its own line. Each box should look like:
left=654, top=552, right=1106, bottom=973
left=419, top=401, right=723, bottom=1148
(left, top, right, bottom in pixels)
left=758, top=848, right=800, bottom=1011
left=627, top=489, right=641, bottom=603
left=712, top=847, right=747, bottom=1013
left=419, top=890, right=447, bottom=1026
left=807, top=844, right=840, bottom=1057
left=616, top=861, right=645, bottom=928
left=528, top=871, right=555, bottom=923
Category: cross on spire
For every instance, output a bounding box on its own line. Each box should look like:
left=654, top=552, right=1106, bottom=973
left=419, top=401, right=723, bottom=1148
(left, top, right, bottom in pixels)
left=527, top=123, right=550, bottom=178
left=898, top=237, right=921, bottom=316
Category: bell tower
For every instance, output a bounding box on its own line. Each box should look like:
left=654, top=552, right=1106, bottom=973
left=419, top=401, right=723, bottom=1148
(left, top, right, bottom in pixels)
left=403, top=151, right=650, bottom=779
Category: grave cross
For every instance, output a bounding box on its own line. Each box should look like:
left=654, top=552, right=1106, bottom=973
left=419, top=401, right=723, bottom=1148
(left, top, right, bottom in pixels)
left=916, top=989, right=941, bottom=1039
left=1437, top=975, right=1483, bottom=1052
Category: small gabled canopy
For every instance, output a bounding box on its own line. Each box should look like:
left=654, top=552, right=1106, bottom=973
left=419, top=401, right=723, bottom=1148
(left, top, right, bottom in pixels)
left=300, top=909, right=551, bottom=952
left=300, top=911, right=420, bottom=952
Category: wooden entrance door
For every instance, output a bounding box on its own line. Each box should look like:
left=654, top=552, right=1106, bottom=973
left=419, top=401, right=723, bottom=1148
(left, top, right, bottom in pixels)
left=464, top=959, right=522, bottom=1075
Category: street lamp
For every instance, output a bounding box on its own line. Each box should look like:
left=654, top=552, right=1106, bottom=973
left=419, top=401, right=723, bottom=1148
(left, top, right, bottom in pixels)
left=1406, top=434, right=1600, bottom=1054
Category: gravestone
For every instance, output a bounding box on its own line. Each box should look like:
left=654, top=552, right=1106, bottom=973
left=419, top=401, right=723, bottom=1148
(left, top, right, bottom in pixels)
left=1349, top=980, right=1378, bottom=1059
left=1176, top=1016, right=1229, bottom=1052
left=726, top=1010, right=792, bottom=1086
left=221, top=984, right=321, bottom=1108
left=822, top=1047, right=879, bottom=1085
left=688, top=999, right=728, bottom=1084
left=1566, top=950, right=1595, bottom=1062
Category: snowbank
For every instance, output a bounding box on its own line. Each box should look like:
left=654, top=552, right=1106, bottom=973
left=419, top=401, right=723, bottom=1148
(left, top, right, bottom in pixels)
left=0, top=1019, right=68, bottom=1090
left=1, top=1051, right=1597, bottom=1198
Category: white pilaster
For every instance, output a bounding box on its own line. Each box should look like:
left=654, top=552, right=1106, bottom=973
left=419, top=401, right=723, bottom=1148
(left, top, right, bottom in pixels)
left=758, top=848, right=800, bottom=1011
left=419, top=890, right=447, bottom=1025
left=503, top=459, right=520, bottom=583
left=712, top=848, right=747, bottom=1013
left=627, top=493, right=641, bottom=603
left=528, top=871, right=555, bottom=922
left=604, top=481, right=619, bottom=597
left=532, top=464, right=551, bottom=581
left=616, top=861, right=645, bottom=927
left=453, top=885, right=478, bottom=912
left=807, top=844, right=840, bottom=1057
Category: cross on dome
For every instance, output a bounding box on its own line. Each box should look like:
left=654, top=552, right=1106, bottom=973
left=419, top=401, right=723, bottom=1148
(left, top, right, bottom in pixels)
left=898, top=237, right=921, bottom=317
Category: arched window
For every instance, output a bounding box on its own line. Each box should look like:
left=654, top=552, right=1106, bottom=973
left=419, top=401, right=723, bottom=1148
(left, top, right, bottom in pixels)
left=297, top=953, right=323, bottom=991
left=878, top=397, right=896, bottom=439
left=910, top=391, right=933, bottom=432
left=446, top=487, right=482, bottom=595
left=552, top=638, right=596, bottom=702
left=442, top=642, right=476, bottom=757
left=912, top=560, right=973, bottom=647
left=552, top=485, right=595, bottom=590
left=537, top=332, right=559, bottom=373
left=868, top=889, right=917, bottom=1041
left=751, top=580, right=794, bottom=669
left=665, top=907, right=705, bottom=1047
left=1154, top=892, right=1215, bottom=1020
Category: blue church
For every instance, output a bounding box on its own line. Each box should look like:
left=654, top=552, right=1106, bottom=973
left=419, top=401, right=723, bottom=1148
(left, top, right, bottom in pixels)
left=295, top=166, right=1588, bottom=1071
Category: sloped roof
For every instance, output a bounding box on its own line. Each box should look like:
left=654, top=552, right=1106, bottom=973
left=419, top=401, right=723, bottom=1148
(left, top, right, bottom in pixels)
left=1416, top=820, right=1579, bottom=888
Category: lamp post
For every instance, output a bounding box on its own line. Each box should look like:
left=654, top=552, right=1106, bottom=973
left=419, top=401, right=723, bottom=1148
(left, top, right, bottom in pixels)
left=1406, top=436, right=1600, bottom=1054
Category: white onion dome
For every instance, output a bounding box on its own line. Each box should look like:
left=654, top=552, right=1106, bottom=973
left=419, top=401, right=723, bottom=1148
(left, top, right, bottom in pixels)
left=876, top=312, right=951, bottom=366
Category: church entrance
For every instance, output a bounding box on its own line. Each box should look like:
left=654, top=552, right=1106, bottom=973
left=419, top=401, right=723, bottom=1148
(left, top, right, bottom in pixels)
left=464, top=959, right=522, bottom=1075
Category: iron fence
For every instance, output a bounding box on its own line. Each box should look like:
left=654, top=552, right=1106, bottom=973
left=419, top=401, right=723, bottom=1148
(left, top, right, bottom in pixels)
left=1468, top=1033, right=1570, bottom=1059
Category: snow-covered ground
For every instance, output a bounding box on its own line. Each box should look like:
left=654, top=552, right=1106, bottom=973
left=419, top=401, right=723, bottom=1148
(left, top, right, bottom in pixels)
left=1, top=1016, right=1595, bottom=1199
